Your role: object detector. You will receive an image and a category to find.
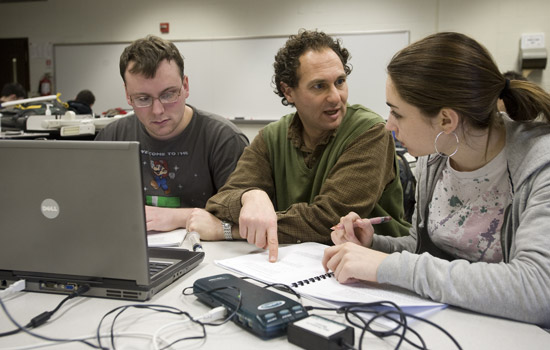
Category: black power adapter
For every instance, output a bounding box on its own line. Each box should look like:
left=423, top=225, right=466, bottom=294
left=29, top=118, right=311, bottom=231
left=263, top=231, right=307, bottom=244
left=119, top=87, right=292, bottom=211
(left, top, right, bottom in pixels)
left=287, top=315, right=354, bottom=350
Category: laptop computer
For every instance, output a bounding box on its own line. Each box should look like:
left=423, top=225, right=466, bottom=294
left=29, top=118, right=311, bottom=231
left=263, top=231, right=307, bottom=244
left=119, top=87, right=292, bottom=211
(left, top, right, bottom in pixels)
left=0, top=140, right=204, bottom=301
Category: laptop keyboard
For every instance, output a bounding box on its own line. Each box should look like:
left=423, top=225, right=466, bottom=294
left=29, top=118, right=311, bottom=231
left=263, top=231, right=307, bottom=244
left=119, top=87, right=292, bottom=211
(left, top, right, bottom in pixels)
left=149, top=261, right=172, bottom=277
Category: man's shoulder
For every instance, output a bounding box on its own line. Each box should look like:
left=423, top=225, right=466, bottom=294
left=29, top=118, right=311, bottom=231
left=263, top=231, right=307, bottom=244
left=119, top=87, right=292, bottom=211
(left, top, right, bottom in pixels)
left=259, top=113, right=295, bottom=146
left=335, top=104, right=385, bottom=139
left=262, top=111, right=295, bottom=132
left=104, top=113, right=137, bottom=127
left=345, top=104, right=385, bottom=124
left=95, top=114, right=139, bottom=141
left=192, top=106, right=243, bottom=134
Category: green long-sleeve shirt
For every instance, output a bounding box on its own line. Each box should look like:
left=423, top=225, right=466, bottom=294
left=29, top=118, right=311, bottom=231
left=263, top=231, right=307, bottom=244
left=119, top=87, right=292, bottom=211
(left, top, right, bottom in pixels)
left=206, top=104, right=410, bottom=243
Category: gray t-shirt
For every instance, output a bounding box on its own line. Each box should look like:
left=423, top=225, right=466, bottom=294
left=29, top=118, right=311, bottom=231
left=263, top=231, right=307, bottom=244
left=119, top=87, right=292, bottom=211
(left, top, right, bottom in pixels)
left=95, top=106, right=248, bottom=208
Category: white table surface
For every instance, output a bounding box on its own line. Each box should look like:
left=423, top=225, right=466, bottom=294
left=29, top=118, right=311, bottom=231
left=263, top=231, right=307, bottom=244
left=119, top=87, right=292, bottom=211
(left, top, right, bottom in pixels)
left=1, top=241, right=549, bottom=350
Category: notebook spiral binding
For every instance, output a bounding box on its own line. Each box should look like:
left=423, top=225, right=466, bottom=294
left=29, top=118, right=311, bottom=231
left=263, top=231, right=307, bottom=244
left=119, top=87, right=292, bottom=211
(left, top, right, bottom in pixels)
left=291, top=272, right=334, bottom=288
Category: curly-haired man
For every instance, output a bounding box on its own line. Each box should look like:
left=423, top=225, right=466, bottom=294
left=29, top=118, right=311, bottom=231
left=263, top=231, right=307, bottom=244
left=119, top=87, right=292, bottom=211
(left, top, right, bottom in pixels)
left=188, top=29, right=410, bottom=262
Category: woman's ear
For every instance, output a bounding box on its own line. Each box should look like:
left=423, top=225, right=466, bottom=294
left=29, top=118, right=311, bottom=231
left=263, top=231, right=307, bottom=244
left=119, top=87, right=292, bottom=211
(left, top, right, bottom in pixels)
left=438, top=108, right=460, bottom=134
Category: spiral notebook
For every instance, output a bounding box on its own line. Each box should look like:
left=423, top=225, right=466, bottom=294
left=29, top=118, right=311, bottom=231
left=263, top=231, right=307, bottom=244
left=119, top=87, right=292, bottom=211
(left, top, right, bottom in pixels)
left=216, top=242, right=444, bottom=309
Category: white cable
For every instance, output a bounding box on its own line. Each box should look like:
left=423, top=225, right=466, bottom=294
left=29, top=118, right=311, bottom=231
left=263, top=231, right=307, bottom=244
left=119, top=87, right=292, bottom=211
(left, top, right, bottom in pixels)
left=194, top=306, right=227, bottom=323
left=3, top=306, right=227, bottom=350
left=1, top=292, right=226, bottom=350
left=152, top=319, right=191, bottom=350
left=0, top=280, right=26, bottom=299
left=1, top=331, right=154, bottom=350
left=152, top=306, right=227, bottom=350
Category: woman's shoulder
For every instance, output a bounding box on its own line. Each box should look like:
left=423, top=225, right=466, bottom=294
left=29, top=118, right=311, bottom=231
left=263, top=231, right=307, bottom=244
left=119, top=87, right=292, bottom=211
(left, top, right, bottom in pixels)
left=505, top=118, right=550, bottom=184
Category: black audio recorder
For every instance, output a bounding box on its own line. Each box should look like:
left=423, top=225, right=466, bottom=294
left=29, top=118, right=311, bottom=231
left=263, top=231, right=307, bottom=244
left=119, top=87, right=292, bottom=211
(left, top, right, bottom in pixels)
left=193, top=273, right=308, bottom=339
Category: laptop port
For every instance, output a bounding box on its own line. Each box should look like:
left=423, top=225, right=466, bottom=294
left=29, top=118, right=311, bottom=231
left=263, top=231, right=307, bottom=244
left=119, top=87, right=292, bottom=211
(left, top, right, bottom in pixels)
left=65, top=283, right=78, bottom=291
left=40, top=281, right=60, bottom=290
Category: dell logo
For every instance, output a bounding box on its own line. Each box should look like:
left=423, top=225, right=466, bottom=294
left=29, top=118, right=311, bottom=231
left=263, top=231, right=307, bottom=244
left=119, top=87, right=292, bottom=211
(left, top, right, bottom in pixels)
left=42, top=206, right=58, bottom=212
left=41, top=199, right=60, bottom=219
left=258, top=300, right=285, bottom=310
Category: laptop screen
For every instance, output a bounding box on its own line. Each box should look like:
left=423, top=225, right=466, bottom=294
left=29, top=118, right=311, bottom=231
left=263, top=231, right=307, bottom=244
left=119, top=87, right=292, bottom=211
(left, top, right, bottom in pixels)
left=0, top=140, right=151, bottom=285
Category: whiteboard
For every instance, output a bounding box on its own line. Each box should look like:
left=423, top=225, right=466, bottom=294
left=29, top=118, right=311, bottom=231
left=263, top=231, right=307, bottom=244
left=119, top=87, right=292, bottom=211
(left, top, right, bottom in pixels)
left=54, top=31, right=409, bottom=120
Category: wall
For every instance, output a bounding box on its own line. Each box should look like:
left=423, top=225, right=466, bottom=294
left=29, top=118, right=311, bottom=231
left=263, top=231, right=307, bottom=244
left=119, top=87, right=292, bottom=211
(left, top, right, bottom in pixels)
left=53, top=32, right=409, bottom=118
left=0, top=0, right=437, bottom=100
left=0, top=0, right=548, bottom=131
left=438, top=0, right=549, bottom=86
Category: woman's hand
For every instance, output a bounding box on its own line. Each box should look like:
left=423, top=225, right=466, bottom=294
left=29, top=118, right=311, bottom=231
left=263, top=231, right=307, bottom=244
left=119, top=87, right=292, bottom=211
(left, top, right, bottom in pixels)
left=322, top=242, right=388, bottom=283
left=330, top=211, right=376, bottom=248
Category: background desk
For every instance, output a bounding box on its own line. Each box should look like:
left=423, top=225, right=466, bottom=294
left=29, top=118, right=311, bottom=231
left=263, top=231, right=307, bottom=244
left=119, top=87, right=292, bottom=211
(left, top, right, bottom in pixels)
left=0, top=131, right=50, bottom=139
left=1, top=241, right=549, bottom=349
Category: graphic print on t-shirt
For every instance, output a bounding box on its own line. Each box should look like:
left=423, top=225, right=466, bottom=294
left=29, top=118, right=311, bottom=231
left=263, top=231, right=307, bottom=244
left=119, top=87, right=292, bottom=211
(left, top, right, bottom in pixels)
left=142, top=149, right=184, bottom=208
left=428, top=151, right=511, bottom=263
left=150, top=159, right=173, bottom=195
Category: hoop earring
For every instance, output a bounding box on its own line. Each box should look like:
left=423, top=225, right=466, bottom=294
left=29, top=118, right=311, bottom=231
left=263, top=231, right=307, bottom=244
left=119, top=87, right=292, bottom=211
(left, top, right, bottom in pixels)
left=434, top=131, right=459, bottom=157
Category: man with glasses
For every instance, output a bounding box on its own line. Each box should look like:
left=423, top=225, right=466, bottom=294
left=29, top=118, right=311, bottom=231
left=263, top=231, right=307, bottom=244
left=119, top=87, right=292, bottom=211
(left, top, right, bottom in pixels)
left=96, top=35, right=248, bottom=232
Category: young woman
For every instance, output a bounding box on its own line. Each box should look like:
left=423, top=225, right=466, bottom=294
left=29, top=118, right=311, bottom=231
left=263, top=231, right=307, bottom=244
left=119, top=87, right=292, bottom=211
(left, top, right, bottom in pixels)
left=323, top=32, right=550, bottom=327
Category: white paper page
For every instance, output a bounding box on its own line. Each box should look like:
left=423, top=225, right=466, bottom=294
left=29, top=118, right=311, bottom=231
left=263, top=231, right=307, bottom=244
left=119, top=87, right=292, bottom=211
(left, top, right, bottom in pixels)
left=297, top=278, right=442, bottom=307
left=217, top=242, right=327, bottom=285
left=147, top=229, right=187, bottom=247
left=216, top=242, right=444, bottom=308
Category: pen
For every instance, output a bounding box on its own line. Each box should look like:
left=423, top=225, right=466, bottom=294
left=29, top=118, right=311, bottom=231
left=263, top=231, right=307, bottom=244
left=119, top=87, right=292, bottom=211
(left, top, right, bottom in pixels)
left=330, top=216, right=392, bottom=231
left=187, top=231, right=204, bottom=252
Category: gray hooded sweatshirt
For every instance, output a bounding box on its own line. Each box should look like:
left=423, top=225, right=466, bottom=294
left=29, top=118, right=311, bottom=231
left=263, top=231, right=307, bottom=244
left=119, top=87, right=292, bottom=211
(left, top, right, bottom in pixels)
left=373, top=115, right=550, bottom=327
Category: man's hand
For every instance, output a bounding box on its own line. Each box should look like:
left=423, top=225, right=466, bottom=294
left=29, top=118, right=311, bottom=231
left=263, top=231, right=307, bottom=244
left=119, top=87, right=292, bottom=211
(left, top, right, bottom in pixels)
left=145, top=206, right=188, bottom=232
left=186, top=208, right=225, bottom=240
left=239, top=190, right=278, bottom=262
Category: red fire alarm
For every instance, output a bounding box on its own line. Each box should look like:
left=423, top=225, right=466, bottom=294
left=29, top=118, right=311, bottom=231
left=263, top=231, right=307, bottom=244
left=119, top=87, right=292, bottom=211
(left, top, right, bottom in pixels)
left=160, top=22, right=169, bottom=34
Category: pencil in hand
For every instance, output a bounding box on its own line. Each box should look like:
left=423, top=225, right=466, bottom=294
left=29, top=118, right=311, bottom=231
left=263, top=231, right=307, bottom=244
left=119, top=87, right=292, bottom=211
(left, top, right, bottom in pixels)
left=330, top=216, right=392, bottom=231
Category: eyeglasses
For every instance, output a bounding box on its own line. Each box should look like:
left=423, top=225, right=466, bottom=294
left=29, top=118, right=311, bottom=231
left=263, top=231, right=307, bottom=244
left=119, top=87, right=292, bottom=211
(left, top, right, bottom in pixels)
left=130, top=85, right=183, bottom=108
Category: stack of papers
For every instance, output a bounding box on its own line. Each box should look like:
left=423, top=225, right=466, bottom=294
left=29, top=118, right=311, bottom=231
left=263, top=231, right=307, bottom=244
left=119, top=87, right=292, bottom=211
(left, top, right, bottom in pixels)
left=147, top=229, right=187, bottom=247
